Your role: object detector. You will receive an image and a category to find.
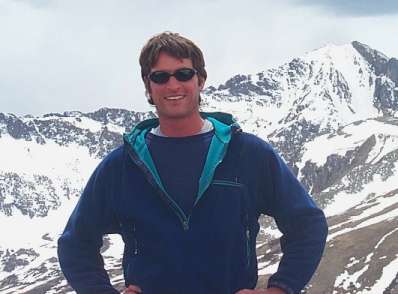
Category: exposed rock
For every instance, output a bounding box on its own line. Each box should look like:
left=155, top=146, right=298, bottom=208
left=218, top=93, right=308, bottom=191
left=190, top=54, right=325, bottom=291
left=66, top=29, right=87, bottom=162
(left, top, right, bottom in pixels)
left=1, top=249, right=39, bottom=272
left=387, top=58, right=398, bottom=84
left=352, top=41, right=388, bottom=75
left=300, top=135, right=376, bottom=195
left=373, top=77, right=398, bottom=116
left=269, top=119, right=324, bottom=173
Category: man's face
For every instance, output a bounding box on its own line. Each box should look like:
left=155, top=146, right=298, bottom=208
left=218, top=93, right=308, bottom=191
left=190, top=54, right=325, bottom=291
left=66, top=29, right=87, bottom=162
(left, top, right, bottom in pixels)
left=147, top=52, right=204, bottom=121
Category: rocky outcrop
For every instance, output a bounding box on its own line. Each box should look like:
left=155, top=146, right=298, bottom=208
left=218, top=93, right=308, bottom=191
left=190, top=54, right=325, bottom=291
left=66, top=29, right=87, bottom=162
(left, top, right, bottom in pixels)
left=352, top=41, right=398, bottom=116
left=352, top=41, right=389, bottom=76
left=300, top=135, right=376, bottom=195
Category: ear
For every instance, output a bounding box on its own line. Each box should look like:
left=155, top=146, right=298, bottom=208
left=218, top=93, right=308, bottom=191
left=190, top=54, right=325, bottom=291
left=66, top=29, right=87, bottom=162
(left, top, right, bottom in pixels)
left=198, top=77, right=206, bottom=91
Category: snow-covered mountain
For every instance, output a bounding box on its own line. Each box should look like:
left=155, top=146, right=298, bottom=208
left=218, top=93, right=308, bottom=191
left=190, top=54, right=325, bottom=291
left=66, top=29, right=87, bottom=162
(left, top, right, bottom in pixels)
left=1, top=41, right=397, bottom=293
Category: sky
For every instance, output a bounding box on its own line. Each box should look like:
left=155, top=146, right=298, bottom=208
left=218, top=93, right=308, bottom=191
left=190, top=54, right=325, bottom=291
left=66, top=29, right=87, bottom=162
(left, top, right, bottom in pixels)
left=1, top=0, right=398, bottom=116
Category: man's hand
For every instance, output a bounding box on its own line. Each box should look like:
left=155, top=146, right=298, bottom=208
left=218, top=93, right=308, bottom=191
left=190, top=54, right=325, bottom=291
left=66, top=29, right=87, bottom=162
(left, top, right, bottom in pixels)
left=122, top=285, right=142, bottom=294
left=235, top=287, right=286, bottom=294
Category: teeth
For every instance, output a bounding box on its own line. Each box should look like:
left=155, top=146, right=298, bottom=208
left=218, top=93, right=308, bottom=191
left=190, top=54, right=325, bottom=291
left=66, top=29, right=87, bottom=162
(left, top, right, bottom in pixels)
left=165, top=95, right=184, bottom=100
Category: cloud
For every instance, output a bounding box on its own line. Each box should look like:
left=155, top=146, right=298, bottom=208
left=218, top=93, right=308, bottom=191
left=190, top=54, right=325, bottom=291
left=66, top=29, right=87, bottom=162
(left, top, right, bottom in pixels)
left=0, top=0, right=397, bottom=116
left=14, top=0, right=52, bottom=9
left=291, top=0, right=398, bottom=16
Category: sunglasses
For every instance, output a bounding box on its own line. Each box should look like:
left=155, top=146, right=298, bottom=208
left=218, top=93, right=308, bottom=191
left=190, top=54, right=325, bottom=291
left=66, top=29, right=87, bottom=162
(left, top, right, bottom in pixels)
left=148, top=68, right=197, bottom=84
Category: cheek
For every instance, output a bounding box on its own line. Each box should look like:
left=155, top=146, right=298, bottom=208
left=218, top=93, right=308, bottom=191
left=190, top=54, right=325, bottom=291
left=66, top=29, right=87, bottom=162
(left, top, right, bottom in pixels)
left=149, top=84, right=164, bottom=96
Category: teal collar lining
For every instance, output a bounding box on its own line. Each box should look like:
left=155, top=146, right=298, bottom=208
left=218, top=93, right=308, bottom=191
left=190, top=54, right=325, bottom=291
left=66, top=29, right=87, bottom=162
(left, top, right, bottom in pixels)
left=127, top=114, right=234, bottom=219
left=196, top=117, right=231, bottom=204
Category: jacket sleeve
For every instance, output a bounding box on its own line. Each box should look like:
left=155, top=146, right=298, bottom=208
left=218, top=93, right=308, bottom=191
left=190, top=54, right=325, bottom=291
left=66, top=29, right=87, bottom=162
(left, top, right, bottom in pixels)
left=57, top=156, right=121, bottom=294
left=257, top=143, right=328, bottom=294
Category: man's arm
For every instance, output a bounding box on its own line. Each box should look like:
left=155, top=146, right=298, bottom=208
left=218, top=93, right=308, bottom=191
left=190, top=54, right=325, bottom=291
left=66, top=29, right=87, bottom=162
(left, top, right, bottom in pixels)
left=58, top=158, right=120, bottom=294
left=257, top=143, right=328, bottom=294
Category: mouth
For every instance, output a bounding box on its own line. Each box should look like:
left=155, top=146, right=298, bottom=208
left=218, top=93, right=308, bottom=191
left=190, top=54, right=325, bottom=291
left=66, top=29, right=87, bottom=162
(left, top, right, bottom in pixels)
left=164, top=95, right=185, bottom=101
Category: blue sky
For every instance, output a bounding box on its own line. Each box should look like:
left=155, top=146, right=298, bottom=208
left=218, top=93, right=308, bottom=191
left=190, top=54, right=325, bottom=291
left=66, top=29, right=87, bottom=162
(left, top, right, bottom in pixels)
left=1, top=0, right=398, bottom=116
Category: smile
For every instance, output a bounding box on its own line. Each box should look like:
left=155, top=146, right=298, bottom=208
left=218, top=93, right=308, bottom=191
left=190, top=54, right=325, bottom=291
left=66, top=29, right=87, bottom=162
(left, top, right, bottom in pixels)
left=164, top=95, right=185, bottom=100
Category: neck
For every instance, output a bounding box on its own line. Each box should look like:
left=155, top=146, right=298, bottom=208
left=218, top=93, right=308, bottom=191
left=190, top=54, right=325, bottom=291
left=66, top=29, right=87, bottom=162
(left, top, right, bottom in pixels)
left=158, top=113, right=204, bottom=137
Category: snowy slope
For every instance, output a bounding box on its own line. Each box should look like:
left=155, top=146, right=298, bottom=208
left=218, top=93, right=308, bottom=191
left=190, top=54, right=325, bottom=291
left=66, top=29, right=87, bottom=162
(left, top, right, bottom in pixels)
left=0, top=109, right=154, bottom=293
left=254, top=117, right=398, bottom=292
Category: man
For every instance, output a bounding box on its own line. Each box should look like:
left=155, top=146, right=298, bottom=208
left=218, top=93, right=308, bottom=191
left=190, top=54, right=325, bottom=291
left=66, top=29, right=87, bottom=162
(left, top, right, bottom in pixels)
left=58, top=32, right=328, bottom=294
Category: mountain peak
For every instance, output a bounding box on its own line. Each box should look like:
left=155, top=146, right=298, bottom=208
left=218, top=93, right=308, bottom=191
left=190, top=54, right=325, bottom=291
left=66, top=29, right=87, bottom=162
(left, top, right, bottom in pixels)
left=352, top=41, right=389, bottom=60
left=351, top=41, right=389, bottom=75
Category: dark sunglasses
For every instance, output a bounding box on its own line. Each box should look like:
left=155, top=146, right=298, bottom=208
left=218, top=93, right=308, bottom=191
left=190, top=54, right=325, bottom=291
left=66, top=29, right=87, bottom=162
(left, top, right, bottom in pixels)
left=148, top=68, right=197, bottom=84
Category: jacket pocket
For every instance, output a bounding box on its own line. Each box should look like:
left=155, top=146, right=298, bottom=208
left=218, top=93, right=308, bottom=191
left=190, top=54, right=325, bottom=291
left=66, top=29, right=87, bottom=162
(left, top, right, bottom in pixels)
left=120, top=221, right=140, bottom=286
left=212, top=179, right=251, bottom=269
left=120, top=222, right=139, bottom=256
left=212, top=179, right=244, bottom=188
left=210, top=179, right=254, bottom=290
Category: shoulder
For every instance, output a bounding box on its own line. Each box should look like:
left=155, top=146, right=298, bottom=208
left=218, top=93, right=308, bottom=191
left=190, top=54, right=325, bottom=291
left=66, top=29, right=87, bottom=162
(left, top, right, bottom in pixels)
left=95, top=145, right=126, bottom=175
left=233, top=131, right=275, bottom=156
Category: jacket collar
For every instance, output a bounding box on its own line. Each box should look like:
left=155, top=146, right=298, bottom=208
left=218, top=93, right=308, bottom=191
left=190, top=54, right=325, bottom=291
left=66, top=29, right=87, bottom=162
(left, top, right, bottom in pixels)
left=123, top=112, right=240, bottom=217
left=123, top=111, right=240, bottom=145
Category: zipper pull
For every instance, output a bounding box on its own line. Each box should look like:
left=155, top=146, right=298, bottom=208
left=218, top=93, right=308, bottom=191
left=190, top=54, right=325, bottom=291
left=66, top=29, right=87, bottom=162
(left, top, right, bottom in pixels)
left=183, top=220, right=189, bottom=231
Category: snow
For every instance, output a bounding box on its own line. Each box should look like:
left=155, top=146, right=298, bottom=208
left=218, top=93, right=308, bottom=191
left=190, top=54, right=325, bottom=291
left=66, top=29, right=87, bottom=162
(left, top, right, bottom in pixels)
left=352, top=194, right=398, bottom=223
left=333, top=228, right=398, bottom=292
left=206, top=42, right=390, bottom=146
left=328, top=207, right=398, bottom=242
left=361, top=255, right=398, bottom=294
left=103, top=234, right=124, bottom=261
left=28, top=115, right=104, bottom=133
left=0, top=195, right=124, bottom=292
left=0, top=133, right=98, bottom=180
left=0, top=195, right=77, bottom=250
left=294, top=43, right=379, bottom=128
left=258, top=255, right=282, bottom=276
left=324, top=165, right=398, bottom=218
left=334, top=264, right=369, bottom=291
left=203, top=97, right=286, bottom=138
left=364, top=228, right=398, bottom=264
left=259, top=225, right=282, bottom=239
left=258, top=262, right=279, bottom=276
left=299, top=118, right=398, bottom=169
left=367, top=134, right=398, bottom=164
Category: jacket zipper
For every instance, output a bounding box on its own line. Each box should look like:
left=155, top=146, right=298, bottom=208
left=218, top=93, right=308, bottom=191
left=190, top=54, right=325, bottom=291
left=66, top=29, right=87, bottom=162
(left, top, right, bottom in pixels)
left=132, top=223, right=138, bottom=255
left=126, top=146, right=190, bottom=231
left=124, top=126, right=240, bottom=232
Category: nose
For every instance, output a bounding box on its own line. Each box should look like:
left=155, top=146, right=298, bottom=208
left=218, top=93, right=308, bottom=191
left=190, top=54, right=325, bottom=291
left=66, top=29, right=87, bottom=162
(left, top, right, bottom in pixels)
left=165, top=76, right=182, bottom=91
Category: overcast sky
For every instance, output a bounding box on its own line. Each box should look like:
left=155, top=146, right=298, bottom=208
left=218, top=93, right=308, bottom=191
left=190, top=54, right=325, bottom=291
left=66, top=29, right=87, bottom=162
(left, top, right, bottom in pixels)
left=1, top=0, right=398, bottom=116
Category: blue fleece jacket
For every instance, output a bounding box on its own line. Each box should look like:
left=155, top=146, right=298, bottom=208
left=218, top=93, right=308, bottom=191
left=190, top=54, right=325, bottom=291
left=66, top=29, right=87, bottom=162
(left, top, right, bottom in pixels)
left=57, top=112, right=328, bottom=294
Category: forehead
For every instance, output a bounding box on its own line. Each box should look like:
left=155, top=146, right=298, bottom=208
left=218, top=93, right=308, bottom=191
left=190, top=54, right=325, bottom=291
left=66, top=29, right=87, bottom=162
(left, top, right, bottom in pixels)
left=151, top=52, right=193, bottom=71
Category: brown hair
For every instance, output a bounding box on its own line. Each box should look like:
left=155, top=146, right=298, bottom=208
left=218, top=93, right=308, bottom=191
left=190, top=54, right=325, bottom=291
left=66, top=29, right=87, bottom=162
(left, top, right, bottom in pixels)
left=139, top=32, right=207, bottom=104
